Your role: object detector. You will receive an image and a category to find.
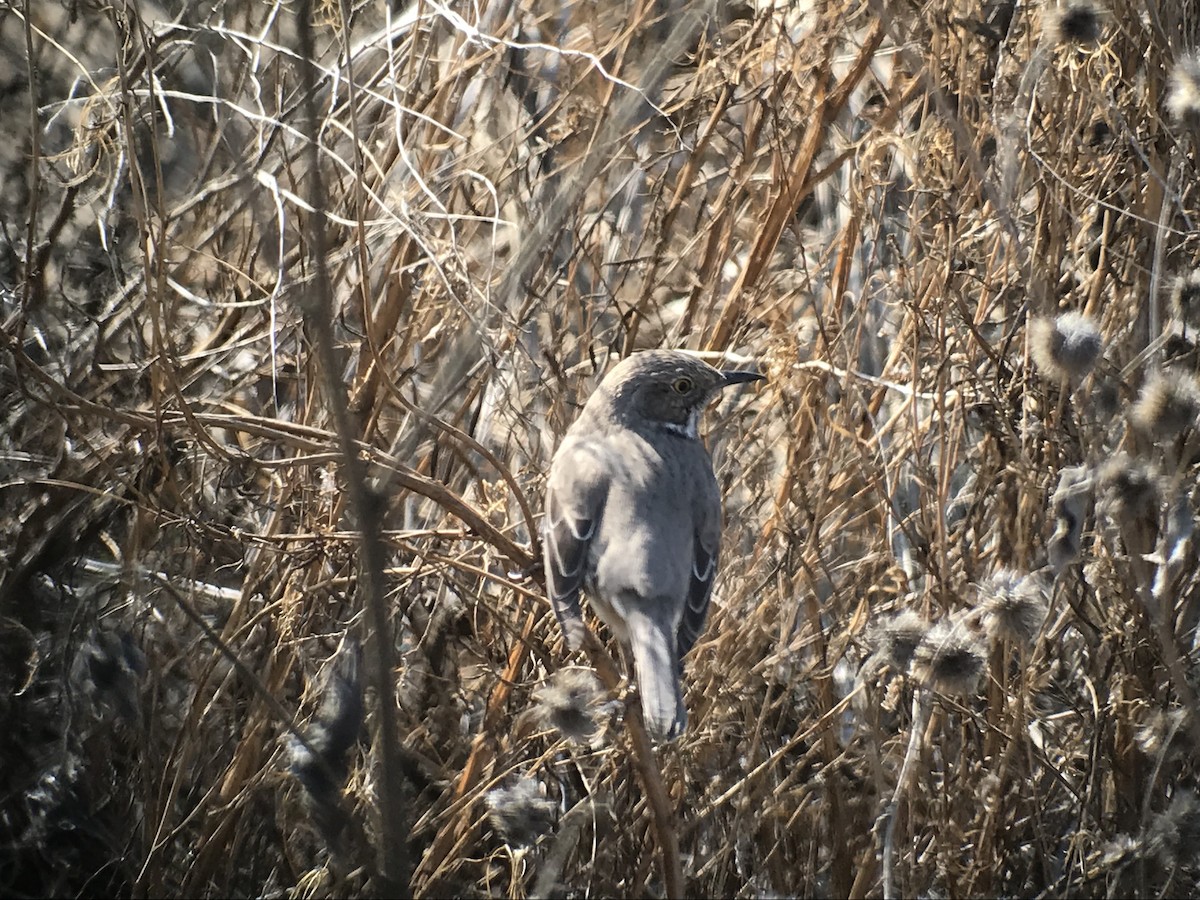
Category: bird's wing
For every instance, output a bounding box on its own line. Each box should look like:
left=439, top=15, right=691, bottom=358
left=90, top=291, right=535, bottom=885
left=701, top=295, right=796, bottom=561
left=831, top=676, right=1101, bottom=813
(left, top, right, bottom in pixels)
left=678, top=481, right=721, bottom=659
left=543, top=437, right=609, bottom=650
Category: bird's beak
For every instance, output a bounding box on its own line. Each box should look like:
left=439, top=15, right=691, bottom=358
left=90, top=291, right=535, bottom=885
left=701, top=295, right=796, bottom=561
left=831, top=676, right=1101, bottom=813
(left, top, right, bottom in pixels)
left=721, top=369, right=766, bottom=387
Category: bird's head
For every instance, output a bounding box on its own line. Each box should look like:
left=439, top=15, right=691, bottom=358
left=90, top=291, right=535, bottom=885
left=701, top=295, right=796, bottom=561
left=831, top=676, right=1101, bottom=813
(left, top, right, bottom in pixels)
left=596, top=350, right=765, bottom=438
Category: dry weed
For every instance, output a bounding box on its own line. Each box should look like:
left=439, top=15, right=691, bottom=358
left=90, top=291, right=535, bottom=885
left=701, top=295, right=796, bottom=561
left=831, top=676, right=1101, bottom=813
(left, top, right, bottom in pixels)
left=4, top=0, right=1200, bottom=897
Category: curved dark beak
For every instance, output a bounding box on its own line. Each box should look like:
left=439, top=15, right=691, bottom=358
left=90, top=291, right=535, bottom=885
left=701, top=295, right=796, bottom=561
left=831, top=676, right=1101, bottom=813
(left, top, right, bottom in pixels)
left=721, top=369, right=766, bottom=387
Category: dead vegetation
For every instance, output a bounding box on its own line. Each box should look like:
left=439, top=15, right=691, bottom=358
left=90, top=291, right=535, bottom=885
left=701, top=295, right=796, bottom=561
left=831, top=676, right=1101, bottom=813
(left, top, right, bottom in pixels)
left=4, top=0, right=1200, bottom=896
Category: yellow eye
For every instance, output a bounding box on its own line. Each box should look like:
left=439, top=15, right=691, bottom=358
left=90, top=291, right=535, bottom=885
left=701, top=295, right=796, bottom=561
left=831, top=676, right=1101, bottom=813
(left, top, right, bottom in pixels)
left=672, top=376, right=694, bottom=394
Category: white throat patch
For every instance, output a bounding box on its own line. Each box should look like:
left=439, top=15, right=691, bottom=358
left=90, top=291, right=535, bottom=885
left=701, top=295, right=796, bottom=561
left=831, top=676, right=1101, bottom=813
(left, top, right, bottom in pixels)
left=662, top=408, right=701, bottom=439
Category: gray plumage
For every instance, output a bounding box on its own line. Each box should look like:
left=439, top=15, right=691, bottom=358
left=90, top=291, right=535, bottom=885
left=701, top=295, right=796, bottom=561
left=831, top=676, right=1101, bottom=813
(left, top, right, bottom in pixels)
left=543, top=350, right=764, bottom=740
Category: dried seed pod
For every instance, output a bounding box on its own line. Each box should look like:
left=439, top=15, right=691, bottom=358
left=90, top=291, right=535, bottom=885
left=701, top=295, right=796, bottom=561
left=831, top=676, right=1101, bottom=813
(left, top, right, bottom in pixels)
left=485, top=777, right=557, bottom=847
left=1170, top=270, right=1200, bottom=328
left=1130, top=371, right=1200, bottom=441
left=911, top=613, right=987, bottom=697
left=1097, top=454, right=1159, bottom=526
left=1168, top=53, right=1200, bottom=128
left=1134, top=707, right=1188, bottom=757
left=1050, top=0, right=1104, bottom=45
left=1147, top=791, right=1200, bottom=866
left=868, top=610, right=930, bottom=674
left=979, top=570, right=1049, bottom=648
left=1163, top=328, right=1200, bottom=371
left=1029, top=312, right=1103, bottom=381
left=530, top=667, right=605, bottom=744
left=1049, top=465, right=1093, bottom=574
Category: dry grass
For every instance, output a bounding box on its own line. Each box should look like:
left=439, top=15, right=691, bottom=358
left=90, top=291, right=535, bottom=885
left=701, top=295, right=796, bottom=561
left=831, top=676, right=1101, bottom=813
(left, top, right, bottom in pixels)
left=4, top=0, right=1200, bottom=896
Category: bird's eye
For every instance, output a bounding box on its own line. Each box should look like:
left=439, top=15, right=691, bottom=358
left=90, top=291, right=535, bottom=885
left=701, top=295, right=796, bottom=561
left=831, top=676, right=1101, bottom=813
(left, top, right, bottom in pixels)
left=672, top=376, right=694, bottom=394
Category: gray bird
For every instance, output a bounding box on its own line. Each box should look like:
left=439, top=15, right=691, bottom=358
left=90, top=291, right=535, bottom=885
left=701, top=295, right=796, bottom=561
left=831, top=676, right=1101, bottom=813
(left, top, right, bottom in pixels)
left=542, top=350, right=765, bottom=740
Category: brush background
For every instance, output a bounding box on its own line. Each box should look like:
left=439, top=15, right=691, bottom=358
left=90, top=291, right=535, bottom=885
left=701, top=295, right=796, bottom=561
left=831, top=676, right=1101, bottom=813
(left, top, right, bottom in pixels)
left=3, top=0, right=1200, bottom=896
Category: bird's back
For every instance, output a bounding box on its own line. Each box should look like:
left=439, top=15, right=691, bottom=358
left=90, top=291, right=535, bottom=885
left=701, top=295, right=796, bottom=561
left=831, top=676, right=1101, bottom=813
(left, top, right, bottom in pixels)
left=584, top=426, right=714, bottom=626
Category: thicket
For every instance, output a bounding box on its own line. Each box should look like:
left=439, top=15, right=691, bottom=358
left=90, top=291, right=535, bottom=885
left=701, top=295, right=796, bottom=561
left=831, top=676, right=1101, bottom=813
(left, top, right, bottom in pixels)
left=4, top=1, right=1200, bottom=897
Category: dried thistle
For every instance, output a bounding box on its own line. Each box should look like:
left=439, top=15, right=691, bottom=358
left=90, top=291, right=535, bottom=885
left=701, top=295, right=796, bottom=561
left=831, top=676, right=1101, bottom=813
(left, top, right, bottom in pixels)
left=1050, top=0, right=1104, bottom=45
left=1147, top=791, right=1200, bottom=866
left=1170, top=270, right=1200, bottom=328
left=978, top=570, right=1049, bottom=648
left=530, top=667, right=605, bottom=744
left=1097, top=453, right=1159, bottom=526
left=1029, top=311, right=1103, bottom=381
left=868, top=610, right=930, bottom=674
left=1049, top=465, right=1093, bottom=574
left=1167, top=53, right=1200, bottom=128
left=485, top=777, right=557, bottom=847
left=1130, top=371, right=1200, bottom=441
left=911, top=613, right=987, bottom=697
left=1135, top=708, right=1188, bottom=757
left=1164, top=329, right=1200, bottom=371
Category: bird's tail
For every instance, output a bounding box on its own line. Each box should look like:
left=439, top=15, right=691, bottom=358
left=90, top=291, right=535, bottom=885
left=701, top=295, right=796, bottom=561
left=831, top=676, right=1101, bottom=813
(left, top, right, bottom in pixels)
left=626, top=611, right=686, bottom=741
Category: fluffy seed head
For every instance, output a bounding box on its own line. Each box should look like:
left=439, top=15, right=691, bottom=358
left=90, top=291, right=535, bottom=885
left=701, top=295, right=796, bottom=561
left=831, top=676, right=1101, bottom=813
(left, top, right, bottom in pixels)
left=530, top=668, right=605, bottom=744
left=1051, top=1, right=1104, bottom=45
left=1130, top=371, right=1200, bottom=441
left=1164, top=330, right=1200, bottom=370
left=1148, top=791, right=1200, bottom=865
left=979, top=570, right=1049, bottom=648
left=1135, top=708, right=1188, bottom=757
left=485, top=777, right=557, bottom=847
left=869, top=610, right=930, bottom=673
left=1029, top=312, right=1103, bottom=381
left=1170, top=270, right=1200, bottom=328
left=911, top=613, right=988, bottom=697
left=1168, top=54, right=1200, bottom=128
left=1097, top=454, right=1159, bottom=526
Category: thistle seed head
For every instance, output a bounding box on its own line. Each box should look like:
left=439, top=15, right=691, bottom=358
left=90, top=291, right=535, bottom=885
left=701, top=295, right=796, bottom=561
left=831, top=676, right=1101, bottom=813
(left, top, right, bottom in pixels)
left=530, top=667, right=605, bottom=744
left=485, top=777, right=557, bottom=847
left=1029, top=312, right=1103, bottom=381
left=1148, top=791, right=1200, bottom=866
left=868, top=610, right=930, bottom=673
left=911, top=613, right=988, bottom=697
left=1134, top=707, right=1188, bottom=757
left=1170, top=270, right=1200, bottom=328
left=1168, top=53, right=1200, bottom=128
left=1051, top=1, right=1104, bottom=45
left=978, top=570, right=1049, bottom=648
left=1130, top=371, right=1200, bottom=441
left=1097, top=453, right=1159, bottom=526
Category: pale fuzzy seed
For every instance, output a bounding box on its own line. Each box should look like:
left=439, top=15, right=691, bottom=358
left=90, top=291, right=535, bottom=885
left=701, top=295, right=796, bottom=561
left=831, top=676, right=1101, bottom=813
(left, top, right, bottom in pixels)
left=1051, top=0, right=1104, bottom=45
left=911, top=613, right=987, bottom=697
left=1097, top=453, right=1159, bottom=526
left=869, top=610, right=930, bottom=673
left=979, top=569, right=1049, bottom=647
left=485, top=778, right=557, bottom=847
left=530, top=667, right=605, bottom=744
left=1029, top=312, right=1103, bottom=381
left=1168, top=54, right=1200, bottom=127
left=1170, top=270, right=1200, bottom=328
left=1130, top=372, right=1200, bottom=441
